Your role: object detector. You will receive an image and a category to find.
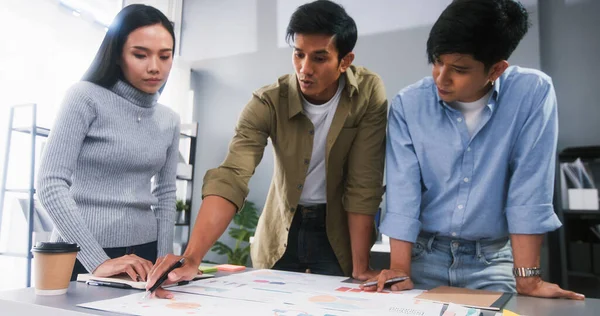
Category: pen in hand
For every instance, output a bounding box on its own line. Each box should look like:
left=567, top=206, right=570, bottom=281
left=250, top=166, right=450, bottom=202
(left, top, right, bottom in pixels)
left=361, top=276, right=410, bottom=288
left=142, top=258, right=185, bottom=299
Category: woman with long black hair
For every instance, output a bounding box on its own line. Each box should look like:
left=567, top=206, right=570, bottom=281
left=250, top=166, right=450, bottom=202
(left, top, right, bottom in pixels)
left=37, top=4, right=180, bottom=281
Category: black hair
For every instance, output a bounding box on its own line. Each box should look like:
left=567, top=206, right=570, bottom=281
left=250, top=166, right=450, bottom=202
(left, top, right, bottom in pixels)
left=286, top=0, right=357, bottom=62
left=82, top=4, right=175, bottom=88
left=426, top=0, right=530, bottom=70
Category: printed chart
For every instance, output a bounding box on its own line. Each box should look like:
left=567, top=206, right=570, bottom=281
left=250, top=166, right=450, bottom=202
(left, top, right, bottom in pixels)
left=80, top=270, right=444, bottom=316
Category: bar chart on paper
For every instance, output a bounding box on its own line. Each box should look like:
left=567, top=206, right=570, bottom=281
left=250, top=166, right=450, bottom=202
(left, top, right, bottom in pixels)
left=79, top=270, right=444, bottom=316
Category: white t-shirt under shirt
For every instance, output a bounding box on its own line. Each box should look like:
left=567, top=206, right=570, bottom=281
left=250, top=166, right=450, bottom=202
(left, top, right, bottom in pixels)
left=298, top=77, right=346, bottom=205
left=450, top=88, right=493, bottom=136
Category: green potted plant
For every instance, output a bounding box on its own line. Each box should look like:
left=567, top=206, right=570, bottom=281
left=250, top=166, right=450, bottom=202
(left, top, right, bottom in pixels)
left=211, top=201, right=259, bottom=266
left=175, top=199, right=190, bottom=224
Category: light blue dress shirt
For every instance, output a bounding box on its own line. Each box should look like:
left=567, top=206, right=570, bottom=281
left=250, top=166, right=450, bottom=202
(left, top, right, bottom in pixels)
left=381, top=66, right=562, bottom=243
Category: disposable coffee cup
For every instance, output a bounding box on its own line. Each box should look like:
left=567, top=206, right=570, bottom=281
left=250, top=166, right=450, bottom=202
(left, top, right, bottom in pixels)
left=31, top=242, right=80, bottom=295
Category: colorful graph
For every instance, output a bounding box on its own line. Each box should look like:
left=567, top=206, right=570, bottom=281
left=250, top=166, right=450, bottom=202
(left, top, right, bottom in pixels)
left=254, top=288, right=294, bottom=294
left=254, top=279, right=286, bottom=285
left=204, top=279, right=247, bottom=287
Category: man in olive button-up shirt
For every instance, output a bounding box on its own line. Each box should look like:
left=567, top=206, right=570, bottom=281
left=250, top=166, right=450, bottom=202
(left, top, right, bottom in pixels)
left=147, top=1, right=387, bottom=295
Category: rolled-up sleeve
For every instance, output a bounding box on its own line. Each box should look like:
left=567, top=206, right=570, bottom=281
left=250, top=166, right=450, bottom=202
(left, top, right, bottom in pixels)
left=379, top=94, right=423, bottom=243
left=506, top=80, right=562, bottom=234
left=202, top=94, right=272, bottom=210
left=343, top=76, right=387, bottom=215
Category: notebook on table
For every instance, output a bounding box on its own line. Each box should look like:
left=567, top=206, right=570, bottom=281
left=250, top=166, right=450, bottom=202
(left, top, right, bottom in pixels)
left=415, top=286, right=512, bottom=311
left=77, top=273, right=214, bottom=290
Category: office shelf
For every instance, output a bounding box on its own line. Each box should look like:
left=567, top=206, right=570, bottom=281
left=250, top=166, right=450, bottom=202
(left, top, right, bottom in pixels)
left=0, top=252, right=32, bottom=259
left=563, top=210, right=600, bottom=219
left=549, top=146, right=600, bottom=298
left=4, top=188, right=35, bottom=194
left=12, top=126, right=50, bottom=137
left=568, top=271, right=600, bottom=280
left=173, top=123, right=197, bottom=254
left=0, top=104, right=43, bottom=287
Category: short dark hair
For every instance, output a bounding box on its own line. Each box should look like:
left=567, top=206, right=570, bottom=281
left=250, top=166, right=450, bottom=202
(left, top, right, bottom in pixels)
left=286, top=0, right=357, bottom=61
left=427, top=0, right=530, bottom=70
left=82, top=4, right=175, bottom=88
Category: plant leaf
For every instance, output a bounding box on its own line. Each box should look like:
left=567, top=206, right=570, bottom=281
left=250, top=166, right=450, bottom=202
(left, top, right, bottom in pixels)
left=230, top=247, right=245, bottom=265
left=234, top=201, right=260, bottom=228
left=229, top=227, right=249, bottom=241
left=211, top=241, right=233, bottom=257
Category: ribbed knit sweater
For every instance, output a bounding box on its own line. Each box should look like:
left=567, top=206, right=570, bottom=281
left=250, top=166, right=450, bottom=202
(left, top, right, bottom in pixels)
left=37, top=80, right=180, bottom=273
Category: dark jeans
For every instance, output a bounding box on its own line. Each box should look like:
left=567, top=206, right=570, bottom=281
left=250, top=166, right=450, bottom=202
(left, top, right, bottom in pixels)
left=70, top=241, right=157, bottom=281
left=272, top=204, right=344, bottom=276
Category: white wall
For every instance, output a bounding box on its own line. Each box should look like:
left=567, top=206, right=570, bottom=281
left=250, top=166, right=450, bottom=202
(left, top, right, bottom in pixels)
left=539, top=0, right=600, bottom=150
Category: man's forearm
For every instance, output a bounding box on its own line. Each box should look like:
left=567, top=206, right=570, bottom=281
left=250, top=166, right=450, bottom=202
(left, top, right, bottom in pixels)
left=390, top=238, right=413, bottom=274
left=510, top=234, right=543, bottom=268
left=183, top=195, right=237, bottom=264
left=347, top=212, right=375, bottom=274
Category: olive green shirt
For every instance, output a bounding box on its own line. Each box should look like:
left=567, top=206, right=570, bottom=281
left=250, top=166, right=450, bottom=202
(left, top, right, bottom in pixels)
left=202, top=65, right=387, bottom=276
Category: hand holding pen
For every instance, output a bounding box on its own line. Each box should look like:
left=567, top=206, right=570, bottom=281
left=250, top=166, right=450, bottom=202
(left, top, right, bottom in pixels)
left=360, top=268, right=414, bottom=292
left=145, top=254, right=201, bottom=299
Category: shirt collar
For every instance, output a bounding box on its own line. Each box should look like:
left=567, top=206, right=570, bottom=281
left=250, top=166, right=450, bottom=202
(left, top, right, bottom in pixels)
left=288, top=66, right=359, bottom=119
left=437, top=76, right=501, bottom=113
left=488, top=76, right=501, bottom=112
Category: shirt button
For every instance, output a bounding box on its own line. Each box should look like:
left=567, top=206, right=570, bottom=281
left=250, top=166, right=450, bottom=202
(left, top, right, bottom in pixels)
left=309, top=130, right=314, bottom=135
left=457, top=204, right=464, bottom=209
left=283, top=243, right=287, bottom=247
left=457, top=117, right=463, bottom=122
left=297, top=184, right=303, bottom=190
left=452, top=242, right=459, bottom=248
left=467, top=147, right=471, bottom=152
left=304, top=159, right=310, bottom=165
left=463, top=177, right=469, bottom=183
left=290, top=207, right=295, bottom=212
left=451, top=232, right=457, bottom=237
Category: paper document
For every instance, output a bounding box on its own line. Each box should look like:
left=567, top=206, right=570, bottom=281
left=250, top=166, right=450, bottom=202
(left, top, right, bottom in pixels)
left=78, top=269, right=447, bottom=316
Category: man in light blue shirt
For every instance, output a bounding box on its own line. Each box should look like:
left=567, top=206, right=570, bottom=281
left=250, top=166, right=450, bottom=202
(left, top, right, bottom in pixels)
left=363, top=0, right=583, bottom=300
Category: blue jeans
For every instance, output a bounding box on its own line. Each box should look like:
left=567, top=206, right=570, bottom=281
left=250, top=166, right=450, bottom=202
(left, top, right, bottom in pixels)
left=272, top=204, right=344, bottom=276
left=411, top=233, right=516, bottom=292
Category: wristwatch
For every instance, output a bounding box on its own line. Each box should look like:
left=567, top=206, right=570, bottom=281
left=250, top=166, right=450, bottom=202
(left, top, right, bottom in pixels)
left=513, top=267, right=542, bottom=278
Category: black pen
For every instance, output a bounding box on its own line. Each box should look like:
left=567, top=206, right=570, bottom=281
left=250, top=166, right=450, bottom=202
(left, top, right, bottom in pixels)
left=361, top=276, right=410, bottom=288
left=86, top=280, right=133, bottom=289
left=142, top=258, right=185, bottom=299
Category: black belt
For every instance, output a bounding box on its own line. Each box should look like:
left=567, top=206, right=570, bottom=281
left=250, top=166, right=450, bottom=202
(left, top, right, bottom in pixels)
left=297, top=204, right=326, bottom=213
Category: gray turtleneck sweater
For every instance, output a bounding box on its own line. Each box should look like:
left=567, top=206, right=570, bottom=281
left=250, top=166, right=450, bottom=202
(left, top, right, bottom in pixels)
left=37, top=80, right=180, bottom=273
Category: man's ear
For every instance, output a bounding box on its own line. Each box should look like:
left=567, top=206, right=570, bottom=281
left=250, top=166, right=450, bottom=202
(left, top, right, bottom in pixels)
left=488, top=60, right=509, bottom=82
left=339, top=52, right=355, bottom=73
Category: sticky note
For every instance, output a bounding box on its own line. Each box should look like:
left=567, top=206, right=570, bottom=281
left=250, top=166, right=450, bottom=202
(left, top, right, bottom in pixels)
left=216, top=264, right=246, bottom=272
left=503, top=309, right=520, bottom=316
left=198, top=265, right=218, bottom=273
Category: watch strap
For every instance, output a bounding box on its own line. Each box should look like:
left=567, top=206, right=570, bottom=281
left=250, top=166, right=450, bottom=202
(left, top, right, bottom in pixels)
left=513, top=267, right=542, bottom=278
